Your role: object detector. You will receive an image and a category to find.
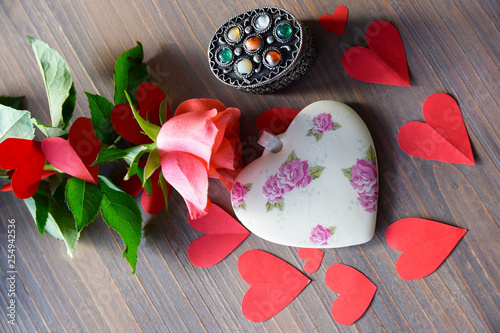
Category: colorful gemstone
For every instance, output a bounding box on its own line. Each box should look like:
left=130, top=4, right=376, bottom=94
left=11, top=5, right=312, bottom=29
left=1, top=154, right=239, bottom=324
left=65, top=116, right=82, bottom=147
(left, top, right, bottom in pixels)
left=255, top=14, right=270, bottom=31
left=276, top=23, right=293, bottom=40
left=245, top=37, right=261, bottom=52
left=237, top=59, right=253, bottom=75
left=227, top=26, right=241, bottom=42
left=265, top=50, right=281, bottom=67
left=218, top=48, right=233, bottom=64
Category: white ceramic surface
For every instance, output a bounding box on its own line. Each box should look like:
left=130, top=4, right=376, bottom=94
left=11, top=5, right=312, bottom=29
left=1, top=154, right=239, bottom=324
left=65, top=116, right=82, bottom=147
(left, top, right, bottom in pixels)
left=231, top=101, right=378, bottom=248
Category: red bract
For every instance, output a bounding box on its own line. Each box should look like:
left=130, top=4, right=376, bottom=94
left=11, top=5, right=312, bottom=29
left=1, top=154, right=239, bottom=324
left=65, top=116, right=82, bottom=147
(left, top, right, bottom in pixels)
left=157, top=99, right=242, bottom=220
left=110, top=82, right=169, bottom=144
left=120, top=161, right=170, bottom=215
left=0, top=139, right=47, bottom=199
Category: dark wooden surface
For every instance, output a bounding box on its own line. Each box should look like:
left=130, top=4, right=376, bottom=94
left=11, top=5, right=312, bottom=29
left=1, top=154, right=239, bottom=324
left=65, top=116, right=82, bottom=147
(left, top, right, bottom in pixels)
left=0, top=0, right=499, bottom=332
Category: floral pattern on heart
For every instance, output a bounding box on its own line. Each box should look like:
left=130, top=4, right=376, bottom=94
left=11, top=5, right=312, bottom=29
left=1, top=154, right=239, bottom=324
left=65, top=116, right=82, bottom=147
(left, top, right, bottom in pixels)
left=262, top=151, right=325, bottom=212
left=342, top=146, right=378, bottom=213
left=231, top=182, right=252, bottom=210
left=310, top=224, right=337, bottom=246
left=306, top=112, right=341, bottom=142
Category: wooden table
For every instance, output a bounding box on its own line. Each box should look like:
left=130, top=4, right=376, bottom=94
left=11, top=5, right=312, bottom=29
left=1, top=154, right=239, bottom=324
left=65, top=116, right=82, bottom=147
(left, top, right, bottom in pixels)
left=1, top=0, right=498, bottom=332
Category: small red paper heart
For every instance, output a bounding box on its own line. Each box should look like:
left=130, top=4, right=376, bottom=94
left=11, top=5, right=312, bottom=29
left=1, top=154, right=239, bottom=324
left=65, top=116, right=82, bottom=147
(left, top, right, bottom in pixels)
left=187, top=204, right=250, bottom=267
left=342, top=21, right=410, bottom=86
left=319, top=6, right=348, bottom=35
left=398, top=93, right=474, bottom=164
left=326, top=263, right=377, bottom=325
left=298, top=248, right=324, bottom=274
left=238, top=250, right=310, bottom=322
left=0, top=139, right=46, bottom=199
left=256, top=108, right=300, bottom=135
left=41, top=117, right=100, bottom=184
left=386, top=218, right=467, bottom=280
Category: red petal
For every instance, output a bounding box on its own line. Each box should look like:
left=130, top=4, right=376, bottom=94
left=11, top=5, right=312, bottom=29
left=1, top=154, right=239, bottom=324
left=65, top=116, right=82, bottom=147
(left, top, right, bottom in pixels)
left=256, top=108, right=300, bottom=135
left=174, top=98, right=228, bottom=116
left=137, top=82, right=165, bottom=126
left=120, top=175, right=143, bottom=197
left=141, top=169, right=166, bottom=214
left=69, top=117, right=100, bottom=182
left=1, top=183, right=12, bottom=192
left=110, top=103, right=153, bottom=145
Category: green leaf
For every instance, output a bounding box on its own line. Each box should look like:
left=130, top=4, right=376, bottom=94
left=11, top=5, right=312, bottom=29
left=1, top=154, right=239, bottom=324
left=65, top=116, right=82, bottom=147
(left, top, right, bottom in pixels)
left=32, top=119, right=68, bottom=138
left=266, top=202, right=273, bottom=212
left=159, top=97, right=169, bottom=125
left=333, top=122, right=341, bottom=131
left=28, top=36, right=75, bottom=129
left=0, top=95, right=24, bottom=109
left=93, top=145, right=150, bottom=167
left=114, top=42, right=150, bottom=105
left=24, top=196, right=80, bottom=257
left=86, top=92, right=118, bottom=145
left=143, top=148, right=160, bottom=182
left=314, top=133, right=321, bottom=142
left=366, top=145, right=376, bottom=162
left=125, top=91, right=160, bottom=141
left=158, top=173, right=169, bottom=215
left=65, top=177, right=102, bottom=231
left=342, top=168, right=352, bottom=181
left=99, top=176, right=142, bottom=273
left=274, top=200, right=284, bottom=212
left=310, top=165, right=325, bottom=180
left=286, top=151, right=297, bottom=163
left=306, top=129, right=314, bottom=137
left=328, top=226, right=336, bottom=234
left=32, top=184, right=50, bottom=234
left=0, top=104, right=35, bottom=142
left=245, top=183, right=252, bottom=191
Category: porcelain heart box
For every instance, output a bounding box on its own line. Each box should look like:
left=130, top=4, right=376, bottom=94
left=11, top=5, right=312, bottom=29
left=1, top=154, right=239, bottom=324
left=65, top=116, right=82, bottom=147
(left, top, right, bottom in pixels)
left=231, top=101, right=378, bottom=248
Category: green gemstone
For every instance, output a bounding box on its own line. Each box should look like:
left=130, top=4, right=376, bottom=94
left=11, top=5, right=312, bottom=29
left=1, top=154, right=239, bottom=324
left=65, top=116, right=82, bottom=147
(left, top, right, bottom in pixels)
left=218, top=48, right=233, bottom=64
left=276, top=23, right=292, bottom=40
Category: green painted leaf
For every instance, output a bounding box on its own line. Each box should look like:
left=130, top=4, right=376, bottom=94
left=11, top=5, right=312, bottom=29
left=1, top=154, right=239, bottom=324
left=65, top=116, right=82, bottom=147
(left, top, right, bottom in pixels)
left=0, top=95, right=24, bottom=109
left=333, top=122, right=342, bottom=130
left=266, top=202, right=273, bottom=212
left=65, top=177, right=102, bottom=231
left=0, top=104, right=35, bottom=142
left=125, top=91, right=160, bottom=141
left=328, top=226, right=336, bottom=234
left=114, top=42, right=150, bottom=105
left=274, top=200, right=284, bottom=212
left=314, top=133, right=321, bottom=142
left=24, top=196, right=80, bottom=257
left=245, top=183, right=252, bottom=191
left=99, top=176, right=142, bottom=273
left=342, top=168, right=352, bottom=181
left=286, top=151, right=297, bottom=163
left=32, top=184, right=50, bottom=234
left=306, top=129, right=314, bottom=137
left=86, top=92, right=118, bottom=145
left=310, top=165, right=325, bottom=180
left=143, top=148, right=160, bottom=182
left=32, top=119, right=68, bottom=138
left=366, top=146, right=376, bottom=162
left=28, top=36, right=75, bottom=129
left=239, top=203, right=246, bottom=210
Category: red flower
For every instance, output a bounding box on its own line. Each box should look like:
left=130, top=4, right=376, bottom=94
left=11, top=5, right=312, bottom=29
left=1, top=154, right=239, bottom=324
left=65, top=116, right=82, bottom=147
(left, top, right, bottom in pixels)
left=0, top=139, right=50, bottom=199
left=157, top=99, right=242, bottom=219
left=110, top=82, right=169, bottom=144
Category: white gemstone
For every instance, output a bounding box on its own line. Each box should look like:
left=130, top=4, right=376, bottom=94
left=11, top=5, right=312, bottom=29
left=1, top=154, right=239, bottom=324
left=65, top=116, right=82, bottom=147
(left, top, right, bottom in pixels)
left=237, top=59, right=252, bottom=74
left=255, top=14, right=270, bottom=30
left=227, top=26, right=241, bottom=42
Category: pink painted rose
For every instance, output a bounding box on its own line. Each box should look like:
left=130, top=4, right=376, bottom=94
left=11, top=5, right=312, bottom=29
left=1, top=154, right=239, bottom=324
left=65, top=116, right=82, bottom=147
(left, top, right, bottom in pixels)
left=262, top=175, right=286, bottom=204
left=309, top=225, right=332, bottom=246
left=276, top=159, right=312, bottom=191
left=231, top=182, right=248, bottom=206
left=350, top=159, right=377, bottom=196
left=312, top=113, right=335, bottom=135
left=358, top=191, right=378, bottom=213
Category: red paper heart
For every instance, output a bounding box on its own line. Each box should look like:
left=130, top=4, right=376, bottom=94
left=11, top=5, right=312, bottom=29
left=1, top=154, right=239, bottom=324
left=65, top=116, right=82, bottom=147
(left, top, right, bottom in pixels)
left=187, top=204, right=250, bottom=267
left=256, top=108, right=300, bottom=135
left=0, top=139, right=46, bottom=199
left=398, top=93, right=474, bottom=164
left=386, top=218, right=467, bottom=280
left=298, top=248, right=324, bottom=274
left=238, top=250, right=310, bottom=322
left=41, top=117, right=100, bottom=184
left=325, top=263, right=377, bottom=325
left=342, top=21, right=410, bottom=86
left=319, top=6, right=348, bottom=35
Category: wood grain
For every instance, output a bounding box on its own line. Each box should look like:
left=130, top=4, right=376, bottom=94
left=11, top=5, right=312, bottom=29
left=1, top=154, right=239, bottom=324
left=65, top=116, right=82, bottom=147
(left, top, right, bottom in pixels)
left=1, top=0, right=499, bottom=332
